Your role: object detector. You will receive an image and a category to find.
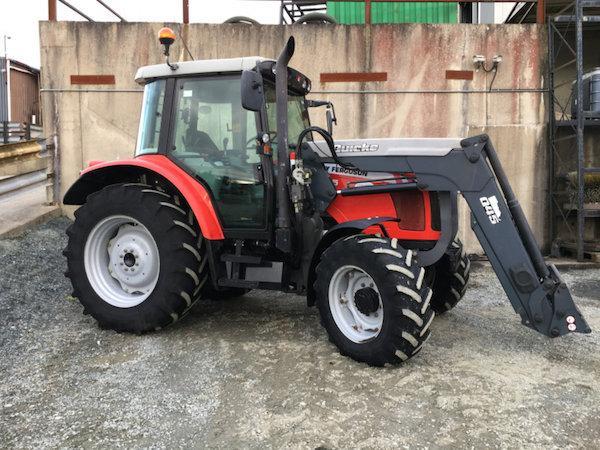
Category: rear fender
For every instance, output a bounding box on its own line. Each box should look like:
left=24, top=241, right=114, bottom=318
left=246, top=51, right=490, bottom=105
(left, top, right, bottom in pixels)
left=63, top=155, right=225, bottom=240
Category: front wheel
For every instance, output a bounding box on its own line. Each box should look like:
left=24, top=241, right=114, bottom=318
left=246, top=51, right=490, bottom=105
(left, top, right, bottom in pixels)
left=428, top=237, right=470, bottom=314
left=315, top=235, right=434, bottom=366
left=64, top=183, right=208, bottom=333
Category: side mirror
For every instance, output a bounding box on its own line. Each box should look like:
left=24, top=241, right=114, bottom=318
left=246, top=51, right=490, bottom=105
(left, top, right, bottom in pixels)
left=305, top=99, right=337, bottom=136
left=241, top=70, right=263, bottom=112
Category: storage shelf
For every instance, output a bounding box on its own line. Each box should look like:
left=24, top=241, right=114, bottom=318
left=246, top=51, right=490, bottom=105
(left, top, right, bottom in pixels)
left=549, top=0, right=600, bottom=260
left=561, top=204, right=600, bottom=218
left=555, top=119, right=600, bottom=127
left=554, top=15, right=600, bottom=22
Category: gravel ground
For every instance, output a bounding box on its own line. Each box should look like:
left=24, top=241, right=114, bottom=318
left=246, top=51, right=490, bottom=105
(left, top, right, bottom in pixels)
left=1, top=217, right=599, bottom=449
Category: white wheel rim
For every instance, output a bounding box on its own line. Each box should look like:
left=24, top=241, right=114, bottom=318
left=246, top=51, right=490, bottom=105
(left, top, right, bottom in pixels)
left=84, top=215, right=160, bottom=308
left=328, top=265, right=383, bottom=343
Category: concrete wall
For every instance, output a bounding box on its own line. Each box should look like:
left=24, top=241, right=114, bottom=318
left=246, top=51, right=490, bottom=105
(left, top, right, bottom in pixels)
left=40, top=22, right=548, bottom=253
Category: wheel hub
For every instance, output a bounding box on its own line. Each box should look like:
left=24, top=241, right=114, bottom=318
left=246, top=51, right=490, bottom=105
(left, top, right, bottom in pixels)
left=354, top=287, right=380, bottom=315
left=107, top=223, right=159, bottom=295
left=328, top=265, right=383, bottom=343
left=84, top=215, right=160, bottom=308
left=123, top=252, right=136, bottom=267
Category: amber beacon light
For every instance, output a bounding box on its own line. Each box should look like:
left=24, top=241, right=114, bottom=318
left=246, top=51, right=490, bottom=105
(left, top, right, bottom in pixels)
left=158, top=27, right=178, bottom=70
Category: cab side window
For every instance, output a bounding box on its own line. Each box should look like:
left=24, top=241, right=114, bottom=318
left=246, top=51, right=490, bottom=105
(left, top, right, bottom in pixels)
left=169, top=76, right=265, bottom=229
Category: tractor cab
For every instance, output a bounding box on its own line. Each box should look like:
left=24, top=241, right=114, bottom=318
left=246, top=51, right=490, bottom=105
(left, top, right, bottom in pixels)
left=134, top=56, right=313, bottom=235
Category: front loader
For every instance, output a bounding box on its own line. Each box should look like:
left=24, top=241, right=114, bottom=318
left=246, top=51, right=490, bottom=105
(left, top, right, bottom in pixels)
left=63, top=30, right=590, bottom=366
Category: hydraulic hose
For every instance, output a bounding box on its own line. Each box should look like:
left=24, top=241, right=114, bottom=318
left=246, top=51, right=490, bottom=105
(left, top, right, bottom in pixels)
left=295, top=126, right=355, bottom=170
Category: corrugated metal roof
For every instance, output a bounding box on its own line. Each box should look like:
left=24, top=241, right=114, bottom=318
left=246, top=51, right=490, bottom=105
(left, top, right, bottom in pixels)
left=9, top=59, right=40, bottom=75
left=327, top=1, right=458, bottom=24
left=328, top=1, right=364, bottom=23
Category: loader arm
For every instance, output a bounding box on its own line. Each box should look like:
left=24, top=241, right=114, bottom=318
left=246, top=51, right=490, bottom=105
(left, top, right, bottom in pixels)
left=336, top=134, right=590, bottom=338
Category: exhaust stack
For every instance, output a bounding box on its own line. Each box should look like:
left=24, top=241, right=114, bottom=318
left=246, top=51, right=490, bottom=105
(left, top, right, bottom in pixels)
left=274, top=36, right=295, bottom=252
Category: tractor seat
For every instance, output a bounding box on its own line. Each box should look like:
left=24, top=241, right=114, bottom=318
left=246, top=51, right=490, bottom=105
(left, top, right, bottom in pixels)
left=183, top=129, right=220, bottom=157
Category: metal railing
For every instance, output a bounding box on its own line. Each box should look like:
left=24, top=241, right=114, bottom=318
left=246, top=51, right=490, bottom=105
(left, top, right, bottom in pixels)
left=0, top=138, right=56, bottom=205
left=1, top=122, right=43, bottom=145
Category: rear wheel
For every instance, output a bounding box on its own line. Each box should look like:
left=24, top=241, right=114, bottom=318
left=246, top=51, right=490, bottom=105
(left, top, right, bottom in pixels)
left=64, top=183, right=208, bottom=333
left=315, top=235, right=434, bottom=366
left=428, top=238, right=470, bottom=314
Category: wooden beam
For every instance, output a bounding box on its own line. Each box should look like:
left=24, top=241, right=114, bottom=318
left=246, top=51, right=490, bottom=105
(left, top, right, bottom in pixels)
left=48, top=0, right=57, bottom=21
left=183, top=0, right=189, bottom=24
left=365, top=0, right=371, bottom=24
left=320, top=72, right=387, bottom=83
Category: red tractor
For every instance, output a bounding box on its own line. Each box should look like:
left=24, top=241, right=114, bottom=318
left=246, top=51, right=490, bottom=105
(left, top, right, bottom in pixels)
left=63, top=31, right=589, bottom=366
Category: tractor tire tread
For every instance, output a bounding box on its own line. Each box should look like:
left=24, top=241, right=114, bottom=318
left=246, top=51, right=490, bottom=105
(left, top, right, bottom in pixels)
left=429, top=238, right=471, bottom=314
left=63, top=183, right=208, bottom=333
left=314, top=235, right=434, bottom=366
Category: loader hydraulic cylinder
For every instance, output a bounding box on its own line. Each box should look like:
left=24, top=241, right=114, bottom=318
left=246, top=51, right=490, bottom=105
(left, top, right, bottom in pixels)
left=464, top=135, right=550, bottom=280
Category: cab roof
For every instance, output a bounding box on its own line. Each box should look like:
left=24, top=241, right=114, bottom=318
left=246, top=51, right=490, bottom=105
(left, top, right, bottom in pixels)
left=135, top=57, right=271, bottom=85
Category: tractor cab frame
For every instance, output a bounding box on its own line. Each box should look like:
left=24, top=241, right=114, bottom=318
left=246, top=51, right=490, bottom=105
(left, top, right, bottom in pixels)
left=131, top=52, right=327, bottom=293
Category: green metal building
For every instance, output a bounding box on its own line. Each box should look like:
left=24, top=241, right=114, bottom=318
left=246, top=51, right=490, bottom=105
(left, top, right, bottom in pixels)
left=326, top=1, right=459, bottom=24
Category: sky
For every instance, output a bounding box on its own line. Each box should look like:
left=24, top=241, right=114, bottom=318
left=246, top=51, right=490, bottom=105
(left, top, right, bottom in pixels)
left=0, top=0, right=279, bottom=68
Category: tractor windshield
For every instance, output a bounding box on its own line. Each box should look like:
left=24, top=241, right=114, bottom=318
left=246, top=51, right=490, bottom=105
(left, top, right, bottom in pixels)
left=264, top=83, right=311, bottom=155
left=136, top=79, right=166, bottom=155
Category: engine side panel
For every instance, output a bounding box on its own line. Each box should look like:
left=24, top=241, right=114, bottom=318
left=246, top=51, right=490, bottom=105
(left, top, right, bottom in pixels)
left=325, top=164, right=441, bottom=241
